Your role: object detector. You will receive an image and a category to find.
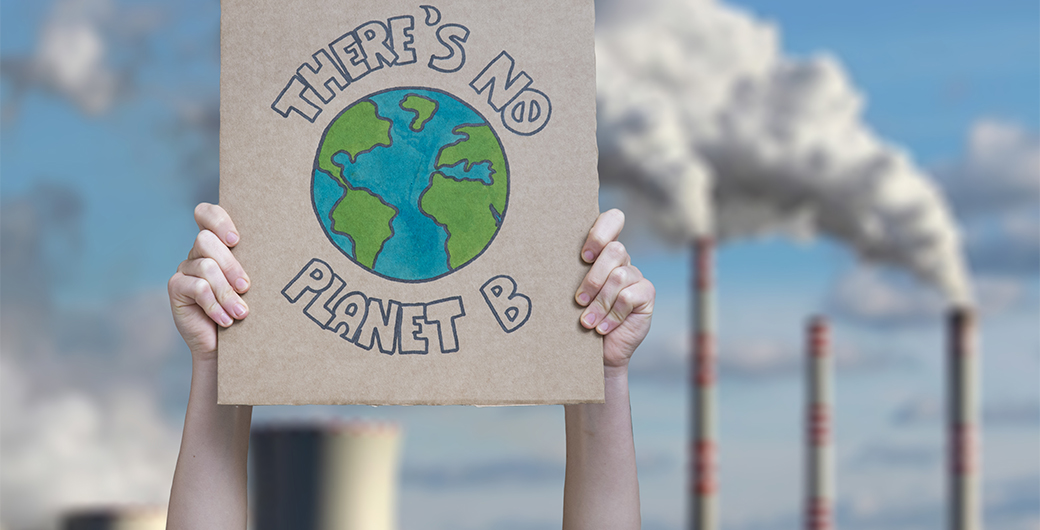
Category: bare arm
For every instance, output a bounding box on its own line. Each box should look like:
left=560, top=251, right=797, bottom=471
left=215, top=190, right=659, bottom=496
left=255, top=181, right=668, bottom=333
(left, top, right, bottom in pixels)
left=564, top=210, right=655, bottom=530
left=166, top=203, right=253, bottom=529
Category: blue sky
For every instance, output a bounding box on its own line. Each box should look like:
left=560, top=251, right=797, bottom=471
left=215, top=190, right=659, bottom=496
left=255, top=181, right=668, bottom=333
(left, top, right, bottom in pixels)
left=736, top=1, right=1039, bottom=162
left=1, top=0, right=1037, bottom=529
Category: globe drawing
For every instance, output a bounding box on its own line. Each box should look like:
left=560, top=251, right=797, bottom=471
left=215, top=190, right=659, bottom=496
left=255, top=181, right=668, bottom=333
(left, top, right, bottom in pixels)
left=312, top=87, right=509, bottom=282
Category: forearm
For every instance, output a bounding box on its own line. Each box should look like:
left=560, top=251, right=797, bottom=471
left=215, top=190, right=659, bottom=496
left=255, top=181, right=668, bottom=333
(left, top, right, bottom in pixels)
left=167, top=359, right=252, bottom=529
left=563, top=365, right=640, bottom=530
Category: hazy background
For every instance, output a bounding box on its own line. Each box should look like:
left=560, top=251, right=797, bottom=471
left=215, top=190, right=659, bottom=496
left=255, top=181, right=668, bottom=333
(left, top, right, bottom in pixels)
left=1, top=0, right=1037, bottom=529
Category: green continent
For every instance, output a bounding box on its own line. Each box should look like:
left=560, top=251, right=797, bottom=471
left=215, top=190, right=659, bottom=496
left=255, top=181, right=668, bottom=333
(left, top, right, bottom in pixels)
left=400, top=94, right=437, bottom=131
left=435, top=125, right=507, bottom=215
left=328, top=173, right=396, bottom=270
left=317, top=100, right=392, bottom=178
left=421, top=172, right=501, bottom=269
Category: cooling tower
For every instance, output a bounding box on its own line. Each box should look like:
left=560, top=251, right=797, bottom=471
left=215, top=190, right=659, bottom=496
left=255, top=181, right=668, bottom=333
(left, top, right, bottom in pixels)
left=805, top=317, right=833, bottom=530
left=690, top=237, right=716, bottom=530
left=61, top=506, right=166, bottom=530
left=947, top=308, right=980, bottom=530
left=251, top=421, right=402, bottom=530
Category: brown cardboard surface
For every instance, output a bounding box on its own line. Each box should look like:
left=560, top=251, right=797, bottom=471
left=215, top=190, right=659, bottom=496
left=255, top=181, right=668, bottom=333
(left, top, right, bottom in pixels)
left=218, top=0, right=601, bottom=405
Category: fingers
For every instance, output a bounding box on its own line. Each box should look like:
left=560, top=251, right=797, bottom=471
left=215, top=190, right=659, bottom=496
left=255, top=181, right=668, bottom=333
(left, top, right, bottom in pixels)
left=186, top=229, right=250, bottom=293
left=169, top=271, right=236, bottom=327
left=575, top=240, right=631, bottom=306
left=576, top=210, right=654, bottom=337
left=171, top=203, right=250, bottom=330
left=194, top=202, right=241, bottom=247
left=178, top=257, right=249, bottom=324
left=579, top=263, right=643, bottom=334
left=581, top=209, right=625, bottom=263
left=594, top=278, right=655, bottom=336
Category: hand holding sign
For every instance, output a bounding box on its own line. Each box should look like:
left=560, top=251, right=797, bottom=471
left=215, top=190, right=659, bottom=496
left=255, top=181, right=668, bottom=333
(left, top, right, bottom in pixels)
left=168, top=203, right=250, bottom=362
left=575, top=209, right=655, bottom=371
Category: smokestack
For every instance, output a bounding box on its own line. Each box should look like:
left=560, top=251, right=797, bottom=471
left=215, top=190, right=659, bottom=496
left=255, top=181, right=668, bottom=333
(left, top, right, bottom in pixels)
left=948, top=308, right=980, bottom=530
left=805, top=317, right=833, bottom=530
left=690, top=237, right=716, bottom=530
left=61, top=507, right=166, bottom=530
left=251, top=421, right=402, bottom=530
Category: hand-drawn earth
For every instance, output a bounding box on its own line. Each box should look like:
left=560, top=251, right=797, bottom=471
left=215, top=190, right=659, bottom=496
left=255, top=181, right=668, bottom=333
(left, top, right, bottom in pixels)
left=312, top=87, right=509, bottom=282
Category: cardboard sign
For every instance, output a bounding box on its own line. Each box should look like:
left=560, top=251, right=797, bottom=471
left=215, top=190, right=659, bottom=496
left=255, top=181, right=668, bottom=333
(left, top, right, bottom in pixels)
left=218, top=0, right=601, bottom=405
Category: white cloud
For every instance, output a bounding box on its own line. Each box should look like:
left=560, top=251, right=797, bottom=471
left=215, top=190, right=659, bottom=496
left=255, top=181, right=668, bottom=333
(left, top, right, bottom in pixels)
left=596, top=0, right=971, bottom=303
left=827, top=266, right=945, bottom=326
left=629, top=327, right=906, bottom=383
left=891, top=395, right=942, bottom=426
left=826, top=264, right=1028, bottom=327
left=934, top=119, right=1040, bottom=280
left=0, top=356, right=178, bottom=530
left=0, top=183, right=185, bottom=529
left=938, top=120, right=1040, bottom=217
left=892, top=394, right=1040, bottom=429
left=0, top=0, right=161, bottom=118
left=1, top=0, right=118, bottom=115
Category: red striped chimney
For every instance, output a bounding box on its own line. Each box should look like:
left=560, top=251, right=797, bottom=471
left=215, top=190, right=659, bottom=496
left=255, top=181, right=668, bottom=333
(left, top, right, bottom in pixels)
left=948, top=308, right=980, bottom=530
left=805, top=317, right=833, bottom=530
left=690, top=237, right=716, bottom=530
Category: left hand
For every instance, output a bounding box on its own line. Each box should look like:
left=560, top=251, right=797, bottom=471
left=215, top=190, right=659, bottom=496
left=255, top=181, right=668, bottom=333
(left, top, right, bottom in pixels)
left=574, top=209, right=655, bottom=371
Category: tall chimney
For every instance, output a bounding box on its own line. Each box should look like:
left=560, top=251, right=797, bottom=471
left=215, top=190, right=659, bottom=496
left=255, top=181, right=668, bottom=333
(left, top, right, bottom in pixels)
left=948, top=308, right=980, bottom=530
left=805, top=317, right=833, bottom=530
left=690, top=237, right=716, bottom=530
left=251, top=421, right=402, bottom=530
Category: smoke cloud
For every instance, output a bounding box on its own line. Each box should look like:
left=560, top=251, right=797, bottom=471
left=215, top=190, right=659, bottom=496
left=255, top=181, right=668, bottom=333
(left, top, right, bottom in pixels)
left=596, top=0, right=972, bottom=303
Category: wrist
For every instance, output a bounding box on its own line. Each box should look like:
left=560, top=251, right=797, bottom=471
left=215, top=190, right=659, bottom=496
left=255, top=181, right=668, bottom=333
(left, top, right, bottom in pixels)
left=191, top=354, right=219, bottom=373
left=603, top=363, right=629, bottom=382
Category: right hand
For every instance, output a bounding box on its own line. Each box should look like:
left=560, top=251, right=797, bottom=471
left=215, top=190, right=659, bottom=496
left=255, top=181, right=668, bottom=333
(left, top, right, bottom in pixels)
left=168, top=203, right=251, bottom=362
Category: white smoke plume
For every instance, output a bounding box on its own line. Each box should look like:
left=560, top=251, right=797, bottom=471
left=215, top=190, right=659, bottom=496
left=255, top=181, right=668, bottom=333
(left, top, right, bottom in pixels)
left=596, top=0, right=972, bottom=303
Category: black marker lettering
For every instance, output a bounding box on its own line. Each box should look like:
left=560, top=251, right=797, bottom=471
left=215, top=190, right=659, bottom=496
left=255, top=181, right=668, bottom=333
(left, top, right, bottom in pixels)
left=296, top=49, right=350, bottom=104
left=283, top=260, right=470, bottom=355
left=355, top=20, right=399, bottom=71
left=470, top=51, right=532, bottom=111
left=282, top=258, right=334, bottom=302
left=501, top=88, right=552, bottom=136
left=480, top=275, right=532, bottom=333
left=428, top=23, right=469, bottom=73
left=356, top=298, right=400, bottom=354
left=398, top=303, right=430, bottom=354
left=330, top=31, right=372, bottom=81
left=327, top=291, right=369, bottom=343
left=424, top=297, right=465, bottom=353
left=271, top=76, right=322, bottom=122
left=388, top=16, right=417, bottom=66
left=303, top=273, right=345, bottom=328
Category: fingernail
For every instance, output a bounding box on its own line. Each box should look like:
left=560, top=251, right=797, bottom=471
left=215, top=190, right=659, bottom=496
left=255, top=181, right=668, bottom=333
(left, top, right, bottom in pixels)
left=220, top=311, right=233, bottom=326
left=584, top=313, right=596, bottom=326
left=577, top=292, right=590, bottom=305
left=235, top=278, right=249, bottom=292
left=226, top=232, right=239, bottom=245
left=598, top=321, right=611, bottom=333
left=583, top=250, right=594, bottom=262
left=233, top=303, right=247, bottom=318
